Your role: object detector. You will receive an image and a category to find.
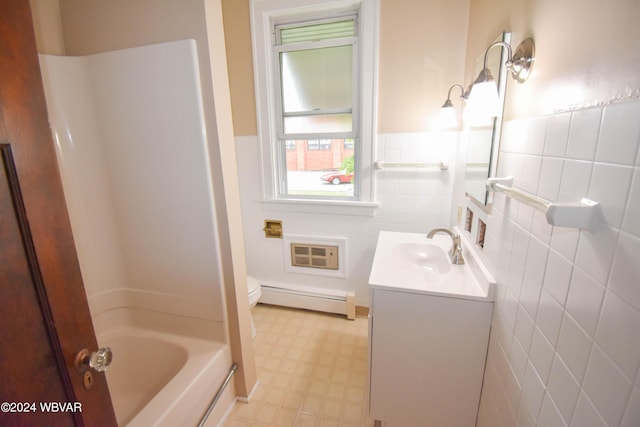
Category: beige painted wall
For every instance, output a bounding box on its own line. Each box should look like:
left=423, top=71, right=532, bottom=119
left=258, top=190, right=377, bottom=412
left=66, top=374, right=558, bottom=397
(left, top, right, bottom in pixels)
left=221, top=0, right=471, bottom=135
left=221, top=0, right=257, bottom=136
left=29, top=0, right=65, bottom=55
left=377, top=0, right=469, bottom=133
left=465, top=0, right=640, bottom=120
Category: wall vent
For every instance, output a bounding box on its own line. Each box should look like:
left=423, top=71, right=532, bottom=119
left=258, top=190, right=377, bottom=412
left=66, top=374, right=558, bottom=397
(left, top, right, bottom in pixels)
left=290, top=243, right=339, bottom=270
left=283, top=235, right=347, bottom=278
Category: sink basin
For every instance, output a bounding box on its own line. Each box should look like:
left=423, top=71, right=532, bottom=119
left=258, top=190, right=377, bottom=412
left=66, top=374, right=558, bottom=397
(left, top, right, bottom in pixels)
left=391, top=243, right=451, bottom=275
left=369, top=231, right=495, bottom=301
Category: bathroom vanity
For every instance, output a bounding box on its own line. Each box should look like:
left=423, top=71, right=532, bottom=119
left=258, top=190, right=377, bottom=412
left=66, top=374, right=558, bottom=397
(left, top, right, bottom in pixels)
left=368, top=230, right=494, bottom=426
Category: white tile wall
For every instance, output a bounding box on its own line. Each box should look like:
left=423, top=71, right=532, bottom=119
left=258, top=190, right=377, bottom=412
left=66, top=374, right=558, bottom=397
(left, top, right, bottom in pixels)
left=621, top=388, right=640, bottom=427
left=547, top=354, right=580, bottom=421
left=529, top=326, right=555, bottom=382
left=565, top=108, right=601, bottom=161
left=544, top=113, right=570, bottom=158
left=474, top=100, right=640, bottom=427
left=571, top=392, right=607, bottom=427
left=235, top=131, right=458, bottom=306
left=237, top=97, right=640, bottom=426
left=565, top=268, right=605, bottom=337
left=609, top=232, right=640, bottom=311
left=538, top=393, right=566, bottom=427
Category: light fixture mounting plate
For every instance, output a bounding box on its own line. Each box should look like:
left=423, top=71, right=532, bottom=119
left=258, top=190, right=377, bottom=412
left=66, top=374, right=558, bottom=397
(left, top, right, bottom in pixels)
left=510, top=38, right=535, bottom=83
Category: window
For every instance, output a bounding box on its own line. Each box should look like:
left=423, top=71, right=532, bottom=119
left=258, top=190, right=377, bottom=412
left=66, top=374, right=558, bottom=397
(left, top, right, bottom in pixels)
left=275, top=16, right=357, bottom=198
left=251, top=0, right=378, bottom=206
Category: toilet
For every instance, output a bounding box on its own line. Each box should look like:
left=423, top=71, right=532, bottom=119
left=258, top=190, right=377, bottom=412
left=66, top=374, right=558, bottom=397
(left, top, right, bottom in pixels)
left=246, top=276, right=262, bottom=337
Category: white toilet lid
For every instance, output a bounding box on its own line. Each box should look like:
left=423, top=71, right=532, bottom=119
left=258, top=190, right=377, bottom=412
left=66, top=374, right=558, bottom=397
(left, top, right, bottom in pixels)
left=247, top=276, right=259, bottom=294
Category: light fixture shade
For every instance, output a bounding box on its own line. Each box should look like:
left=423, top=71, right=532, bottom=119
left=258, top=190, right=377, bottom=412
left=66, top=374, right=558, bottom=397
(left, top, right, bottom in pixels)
left=437, top=106, right=458, bottom=129
left=461, top=99, right=493, bottom=127
left=439, top=38, right=535, bottom=128
left=437, top=99, right=458, bottom=129
left=467, top=79, right=500, bottom=118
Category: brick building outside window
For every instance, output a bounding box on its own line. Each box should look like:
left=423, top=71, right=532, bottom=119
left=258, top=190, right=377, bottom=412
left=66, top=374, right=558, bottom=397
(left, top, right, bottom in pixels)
left=286, top=139, right=354, bottom=172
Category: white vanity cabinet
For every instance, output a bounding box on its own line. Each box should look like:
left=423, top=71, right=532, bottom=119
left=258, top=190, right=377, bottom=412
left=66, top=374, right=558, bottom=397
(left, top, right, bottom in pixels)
left=368, top=288, right=492, bottom=426
left=368, top=231, right=495, bottom=427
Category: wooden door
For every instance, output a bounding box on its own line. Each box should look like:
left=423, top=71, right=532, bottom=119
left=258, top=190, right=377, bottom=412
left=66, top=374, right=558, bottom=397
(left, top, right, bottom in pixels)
left=0, top=1, right=117, bottom=426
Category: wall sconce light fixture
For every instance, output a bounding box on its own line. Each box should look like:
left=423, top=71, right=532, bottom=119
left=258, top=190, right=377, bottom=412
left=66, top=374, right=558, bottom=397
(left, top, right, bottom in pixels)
left=467, top=38, right=535, bottom=117
left=437, top=82, right=492, bottom=128
left=437, top=83, right=468, bottom=129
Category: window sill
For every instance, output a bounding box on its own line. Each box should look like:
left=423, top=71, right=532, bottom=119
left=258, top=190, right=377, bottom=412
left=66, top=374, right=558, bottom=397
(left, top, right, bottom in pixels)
left=260, top=198, right=378, bottom=216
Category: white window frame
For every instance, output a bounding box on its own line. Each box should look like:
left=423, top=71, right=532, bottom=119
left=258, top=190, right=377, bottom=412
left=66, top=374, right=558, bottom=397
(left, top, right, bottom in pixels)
left=250, top=0, right=379, bottom=212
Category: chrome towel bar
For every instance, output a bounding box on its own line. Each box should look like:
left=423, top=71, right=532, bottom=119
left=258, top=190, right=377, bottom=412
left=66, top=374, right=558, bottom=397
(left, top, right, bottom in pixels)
left=486, top=177, right=599, bottom=230
left=374, top=161, right=448, bottom=171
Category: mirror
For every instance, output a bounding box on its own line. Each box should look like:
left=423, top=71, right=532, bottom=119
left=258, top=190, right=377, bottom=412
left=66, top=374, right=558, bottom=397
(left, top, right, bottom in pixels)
left=464, top=31, right=511, bottom=206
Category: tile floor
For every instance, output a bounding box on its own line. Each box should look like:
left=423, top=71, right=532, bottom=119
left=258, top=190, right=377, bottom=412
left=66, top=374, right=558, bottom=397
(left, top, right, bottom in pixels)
left=222, top=303, right=375, bottom=427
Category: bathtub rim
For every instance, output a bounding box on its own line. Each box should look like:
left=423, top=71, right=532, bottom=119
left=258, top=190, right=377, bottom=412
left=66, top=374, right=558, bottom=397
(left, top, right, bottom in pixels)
left=95, top=308, right=235, bottom=427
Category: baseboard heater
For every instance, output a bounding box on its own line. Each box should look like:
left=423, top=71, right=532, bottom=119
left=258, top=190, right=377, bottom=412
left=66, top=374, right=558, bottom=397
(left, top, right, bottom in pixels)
left=258, top=282, right=356, bottom=320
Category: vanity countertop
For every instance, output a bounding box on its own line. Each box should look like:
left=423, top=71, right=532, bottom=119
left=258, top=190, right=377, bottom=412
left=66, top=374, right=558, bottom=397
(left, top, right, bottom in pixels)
left=368, top=230, right=495, bottom=302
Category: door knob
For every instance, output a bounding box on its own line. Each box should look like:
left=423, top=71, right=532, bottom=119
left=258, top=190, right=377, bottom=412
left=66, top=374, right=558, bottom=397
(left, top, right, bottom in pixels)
left=75, top=347, right=113, bottom=372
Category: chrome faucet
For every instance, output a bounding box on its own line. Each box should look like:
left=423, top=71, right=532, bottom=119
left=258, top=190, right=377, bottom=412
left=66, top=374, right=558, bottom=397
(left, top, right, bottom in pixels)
left=427, top=228, right=465, bottom=265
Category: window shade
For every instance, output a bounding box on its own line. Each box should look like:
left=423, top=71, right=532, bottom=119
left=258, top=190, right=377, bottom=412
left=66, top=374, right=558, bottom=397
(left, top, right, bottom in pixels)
left=279, top=19, right=355, bottom=44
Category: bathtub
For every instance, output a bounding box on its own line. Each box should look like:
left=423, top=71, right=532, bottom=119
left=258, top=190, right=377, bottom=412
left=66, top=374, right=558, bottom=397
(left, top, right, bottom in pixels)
left=93, top=307, right=235, bottom=427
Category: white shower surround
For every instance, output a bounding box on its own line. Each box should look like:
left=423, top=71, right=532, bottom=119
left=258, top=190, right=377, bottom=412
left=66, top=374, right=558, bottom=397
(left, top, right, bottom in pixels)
left=39, top=40, right=234, bottom=425
left=39, top=40, right=227, bottom=335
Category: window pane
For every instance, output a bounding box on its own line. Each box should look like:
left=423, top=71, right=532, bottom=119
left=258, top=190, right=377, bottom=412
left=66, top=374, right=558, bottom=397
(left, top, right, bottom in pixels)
left=282, top=139, right=355, bottom=198
left=283, top=113, right=352, bottom=134
left=280, top=45, right=352, bottom=114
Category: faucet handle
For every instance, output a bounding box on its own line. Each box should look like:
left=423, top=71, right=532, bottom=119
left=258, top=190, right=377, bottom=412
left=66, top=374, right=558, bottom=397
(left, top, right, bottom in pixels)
left=450, top=233, right=465, bottom=265
left=451, top=242, right=465, bottom=265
